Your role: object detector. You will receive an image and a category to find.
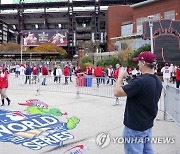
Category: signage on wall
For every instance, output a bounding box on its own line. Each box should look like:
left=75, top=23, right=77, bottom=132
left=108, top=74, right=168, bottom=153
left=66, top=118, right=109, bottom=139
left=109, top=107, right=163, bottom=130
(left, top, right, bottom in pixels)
left=21, top=29, right=68, bottom=47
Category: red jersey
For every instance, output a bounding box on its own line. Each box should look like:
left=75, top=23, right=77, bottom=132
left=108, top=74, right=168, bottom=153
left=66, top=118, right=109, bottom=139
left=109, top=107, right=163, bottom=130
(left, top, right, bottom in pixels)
left=64, top=67, right=69, bottom=76
left=0, top=71, right=8, bottom=88
left=176, top=68, right=180, bottom=81
left=94, top=66, right=103, bottom=77
left=86, top=67, right=93, bottom=75
left=42, top=66, right=48, bottom=75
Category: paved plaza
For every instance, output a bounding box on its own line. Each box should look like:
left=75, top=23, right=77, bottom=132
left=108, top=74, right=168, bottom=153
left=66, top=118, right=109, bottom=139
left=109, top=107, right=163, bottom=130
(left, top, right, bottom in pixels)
left=0, top=75, right=179, bottom=154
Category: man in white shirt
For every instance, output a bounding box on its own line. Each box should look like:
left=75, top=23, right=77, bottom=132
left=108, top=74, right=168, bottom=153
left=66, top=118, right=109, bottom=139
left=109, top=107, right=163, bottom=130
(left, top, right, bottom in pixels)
left=161, top=63, right=172, bottom=88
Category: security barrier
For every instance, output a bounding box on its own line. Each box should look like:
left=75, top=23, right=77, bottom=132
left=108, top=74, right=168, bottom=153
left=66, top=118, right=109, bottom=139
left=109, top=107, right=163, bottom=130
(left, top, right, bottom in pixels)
left=164, top=85, right=180, bottom=127
left=8, top=74, right=121, bottom=99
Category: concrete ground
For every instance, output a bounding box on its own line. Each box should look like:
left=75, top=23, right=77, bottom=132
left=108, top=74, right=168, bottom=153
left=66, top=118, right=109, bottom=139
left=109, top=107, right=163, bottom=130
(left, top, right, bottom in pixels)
left=0, top=87, right=179, bottom=154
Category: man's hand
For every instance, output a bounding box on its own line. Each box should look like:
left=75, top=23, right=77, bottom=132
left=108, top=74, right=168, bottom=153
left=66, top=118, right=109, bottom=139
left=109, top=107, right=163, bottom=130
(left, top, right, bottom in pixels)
left=114, top=67, right=127, bottom=97
left=118, top=67, right=126, bottom=79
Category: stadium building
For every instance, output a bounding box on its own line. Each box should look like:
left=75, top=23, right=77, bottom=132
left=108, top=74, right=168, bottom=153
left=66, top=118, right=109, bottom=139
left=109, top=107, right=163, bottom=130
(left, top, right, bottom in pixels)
left=107, top=0, right=180, bottom=63
left=0, top=0, right=146, bottom=59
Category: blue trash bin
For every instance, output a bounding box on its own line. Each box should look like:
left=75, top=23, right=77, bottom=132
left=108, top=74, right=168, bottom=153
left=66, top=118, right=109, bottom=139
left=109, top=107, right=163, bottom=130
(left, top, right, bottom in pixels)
left=85, top=75, right=92, bottom=87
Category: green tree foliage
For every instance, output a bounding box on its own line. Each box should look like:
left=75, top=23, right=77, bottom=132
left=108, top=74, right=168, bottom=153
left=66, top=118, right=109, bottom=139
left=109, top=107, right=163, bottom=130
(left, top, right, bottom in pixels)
left=96, top=57, right=121, bottom=68
left=80, top=55, right=93, bottom=70
left=128, top=45, right=151, bottom=68
left=80, top=55, right=92, bottom=65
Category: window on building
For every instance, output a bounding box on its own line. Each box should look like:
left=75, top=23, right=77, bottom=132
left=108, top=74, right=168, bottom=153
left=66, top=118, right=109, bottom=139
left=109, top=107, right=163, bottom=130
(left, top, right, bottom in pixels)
left=121, top=24, right=133, bottom=36
left=164, top=10, right=175, bottom=20
left=136, top=17, right=145, bottom=34
left=152, top=13, right=160, bottom=21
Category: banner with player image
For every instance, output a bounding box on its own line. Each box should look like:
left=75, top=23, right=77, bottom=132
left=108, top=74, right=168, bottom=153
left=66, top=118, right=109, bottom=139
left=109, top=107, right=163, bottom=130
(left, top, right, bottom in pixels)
left=21, top=29, right=67, bottom=46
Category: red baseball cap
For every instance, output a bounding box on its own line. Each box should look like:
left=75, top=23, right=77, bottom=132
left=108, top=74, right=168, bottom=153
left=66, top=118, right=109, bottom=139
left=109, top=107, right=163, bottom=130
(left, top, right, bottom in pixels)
left=165, top=62, right=169, bottom=66
left=133, top=51, right=156, bottom=63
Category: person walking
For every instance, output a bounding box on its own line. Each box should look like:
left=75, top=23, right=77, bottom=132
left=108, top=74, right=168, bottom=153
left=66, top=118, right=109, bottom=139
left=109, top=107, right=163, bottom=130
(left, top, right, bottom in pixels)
left=175, top=65, right=180, bottom=88
left=69, top=63, right=73, bottom=82
left=161, top=62, right=171, bottom=88
left=64, top=65, right=69, bottom=85
left=94, top=65, right=103, bottom=87
left=106, top=65, right=114, bottom=85
left=56, top=65, right=62, bottom=83
left=32, top=64, right=39, bottom=84
left=15, top=64, right=20, bottom=78
left=41, top=64, right=48, bottom=85
left=0, top=66, right=11, bottom=106
left=24, top=64, right=32, bottom=84
left=19, top=64, right=25, bottom=85
left=114, top=51, right=162, bottom=154
left=53, top=65, right=58, bottom=83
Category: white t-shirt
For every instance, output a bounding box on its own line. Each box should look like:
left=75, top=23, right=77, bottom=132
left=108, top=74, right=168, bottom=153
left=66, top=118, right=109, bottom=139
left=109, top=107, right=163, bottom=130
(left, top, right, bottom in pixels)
left=56, top=68, right=62, bottom=76
left=161, top=67, right=171, bottom=79
left=132, top=69, right=137, bottom=76
left=19, top=66, right=25, bottom=75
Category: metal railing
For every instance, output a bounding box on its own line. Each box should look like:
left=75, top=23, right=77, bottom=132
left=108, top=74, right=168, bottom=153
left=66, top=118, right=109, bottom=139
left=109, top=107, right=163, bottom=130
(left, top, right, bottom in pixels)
left=164, top=85, right=180, bottom=127
left=8, top=74, right=120, bottom=100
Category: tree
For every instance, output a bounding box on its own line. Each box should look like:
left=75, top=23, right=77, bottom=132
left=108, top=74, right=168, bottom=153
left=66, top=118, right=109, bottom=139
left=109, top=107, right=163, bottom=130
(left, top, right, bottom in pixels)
left=118, top=39, right=133, bottom=66
left=80, top=55, right=93, bottom=71
left=30, top=43, right=67, bottom=57
left=0, top=42, right=21, bottom=51
left=96, top=57, right=121, bottom=69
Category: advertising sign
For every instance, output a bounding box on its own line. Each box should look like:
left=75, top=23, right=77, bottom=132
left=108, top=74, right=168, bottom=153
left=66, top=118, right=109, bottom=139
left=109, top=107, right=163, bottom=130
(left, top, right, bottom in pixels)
left=21, top=29, right=67, bottom=46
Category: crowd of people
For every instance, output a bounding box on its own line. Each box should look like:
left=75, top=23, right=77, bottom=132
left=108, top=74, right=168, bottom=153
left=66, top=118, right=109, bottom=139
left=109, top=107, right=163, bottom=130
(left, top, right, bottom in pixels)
left=1, top=61, right=180, bottom=89
left=7, top=62, right=74, bottom=86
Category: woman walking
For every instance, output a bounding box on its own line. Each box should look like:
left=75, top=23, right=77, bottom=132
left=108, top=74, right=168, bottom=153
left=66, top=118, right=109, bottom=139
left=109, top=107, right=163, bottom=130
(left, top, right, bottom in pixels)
left=0, top=66, right=11, bottom=106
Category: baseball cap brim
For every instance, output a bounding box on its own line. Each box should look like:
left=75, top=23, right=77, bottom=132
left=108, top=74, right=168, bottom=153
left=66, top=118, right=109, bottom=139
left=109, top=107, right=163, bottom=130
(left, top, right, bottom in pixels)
left=132, top=57, right=139, bottom=62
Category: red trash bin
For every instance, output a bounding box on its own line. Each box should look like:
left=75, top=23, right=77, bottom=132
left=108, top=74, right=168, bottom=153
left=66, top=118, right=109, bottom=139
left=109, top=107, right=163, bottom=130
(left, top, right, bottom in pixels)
left=76, top=73, right=85, bottom=86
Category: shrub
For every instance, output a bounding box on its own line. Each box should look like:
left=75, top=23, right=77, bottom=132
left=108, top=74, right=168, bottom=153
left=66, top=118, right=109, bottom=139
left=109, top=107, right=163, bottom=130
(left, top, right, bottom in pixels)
left=96, top=57, right=121, bottom=68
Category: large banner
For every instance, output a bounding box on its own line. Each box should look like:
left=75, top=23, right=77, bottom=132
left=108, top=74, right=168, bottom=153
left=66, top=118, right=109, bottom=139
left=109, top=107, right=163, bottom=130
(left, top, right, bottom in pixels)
left=21, top=29, right=67, bottom=46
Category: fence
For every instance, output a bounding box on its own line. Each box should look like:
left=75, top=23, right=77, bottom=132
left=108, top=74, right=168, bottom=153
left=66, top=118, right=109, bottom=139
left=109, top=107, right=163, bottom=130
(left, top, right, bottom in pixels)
left=8, top=74, right=120, bottom=99
left=164, top=85, right=180, bottom=127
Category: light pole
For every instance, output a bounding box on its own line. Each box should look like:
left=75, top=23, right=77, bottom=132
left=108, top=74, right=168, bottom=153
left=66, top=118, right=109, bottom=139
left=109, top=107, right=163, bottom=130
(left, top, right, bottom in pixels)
left=148, top=16, right=154, bottom=53
left=20, top=32, right=23, bottom=64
